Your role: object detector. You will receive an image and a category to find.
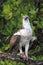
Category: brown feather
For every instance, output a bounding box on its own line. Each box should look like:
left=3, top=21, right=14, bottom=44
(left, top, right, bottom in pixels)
left=10, top=35, right=21, bottom=46
left=8, top=35, right=21, bottom=52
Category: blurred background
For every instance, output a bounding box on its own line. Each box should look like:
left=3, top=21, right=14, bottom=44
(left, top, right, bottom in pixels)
left=0, top=0, right=43, bottom=65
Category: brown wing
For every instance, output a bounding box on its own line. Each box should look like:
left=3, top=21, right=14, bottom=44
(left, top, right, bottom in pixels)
left=10, top=35, right=21, bottom=47
left=7, top=35, right=21, bottom=52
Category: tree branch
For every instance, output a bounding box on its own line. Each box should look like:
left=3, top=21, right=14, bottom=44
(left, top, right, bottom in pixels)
left=0, top=52, right=43, bottom=65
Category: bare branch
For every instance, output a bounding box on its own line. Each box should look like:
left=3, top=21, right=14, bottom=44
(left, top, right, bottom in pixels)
left=0, top=52, right=43, bottom=65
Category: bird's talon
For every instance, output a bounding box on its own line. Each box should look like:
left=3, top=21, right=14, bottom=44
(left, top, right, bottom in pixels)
left=20, top=54, right=28, bottom=60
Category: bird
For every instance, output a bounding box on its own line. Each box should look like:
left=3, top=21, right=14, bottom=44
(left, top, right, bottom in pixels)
left=8, top=15, right=37, bottom=60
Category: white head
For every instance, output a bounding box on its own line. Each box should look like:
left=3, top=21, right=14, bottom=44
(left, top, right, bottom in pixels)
left=23, top=15, right=29, bottom=22
left=22, top=15, right=30, bottom=29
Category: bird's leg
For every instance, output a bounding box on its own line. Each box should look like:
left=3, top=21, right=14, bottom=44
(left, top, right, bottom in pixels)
left=25, top=43, right=29, bottom=60
left=17, top=43, right=23, bottom=56
left=20, top=43, right=29, bottom=60
left=17, top=47, right=23, bottom=56
left=19, top=48, right=23, bottom=54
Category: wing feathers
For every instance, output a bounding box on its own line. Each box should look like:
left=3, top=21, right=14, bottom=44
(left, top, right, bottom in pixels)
left=10, top=35, right=21, bottom=47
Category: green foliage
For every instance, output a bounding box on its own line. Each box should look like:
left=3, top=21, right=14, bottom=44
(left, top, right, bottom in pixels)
left=2, top=4, right=12, bottom=20
left=0, top=0, right=43, bottom=65
left=31, top=55, right=43, bottom=60
left=0, top=44, right=9, bottom=52
left=0, top=59, right=25, bottom=65
left=0, top=0, right=43, bottom=36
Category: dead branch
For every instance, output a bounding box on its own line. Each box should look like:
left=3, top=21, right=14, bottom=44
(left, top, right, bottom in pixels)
left=0, top=52, right=43, bottom=65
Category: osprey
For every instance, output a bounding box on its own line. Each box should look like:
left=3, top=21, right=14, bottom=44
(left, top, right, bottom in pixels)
left=9, top=15, right=37, bottom=60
